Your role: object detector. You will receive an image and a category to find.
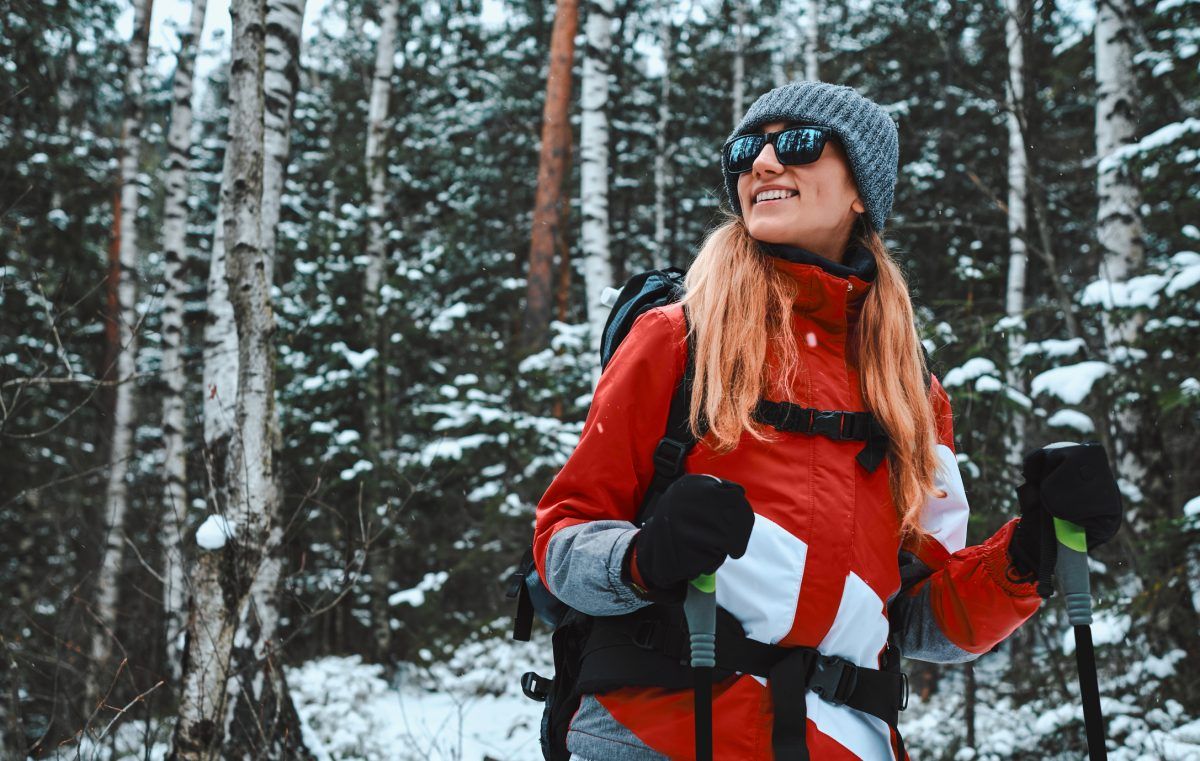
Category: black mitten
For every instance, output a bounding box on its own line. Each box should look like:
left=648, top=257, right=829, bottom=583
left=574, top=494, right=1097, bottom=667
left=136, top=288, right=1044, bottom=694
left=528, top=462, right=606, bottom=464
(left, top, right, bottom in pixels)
left=1008, top=442, right=1124, bottom=596
left=634, top=474, right=755, bottom=593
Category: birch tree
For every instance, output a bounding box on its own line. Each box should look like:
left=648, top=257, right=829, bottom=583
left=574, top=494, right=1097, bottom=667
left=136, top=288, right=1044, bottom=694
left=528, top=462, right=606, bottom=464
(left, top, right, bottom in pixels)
left=522, top=0, right=579, bottom=353
left=731, top=0, right=746, bottom=126
left=802, top=0, right=818, bottom=81
left=222, top=0, right=308, bottom=754
left=581, top=0, right=614, bottom=388
left=1002, top=0, right=1029, bottom=473
left=653, top=0, right=672, bottom=259
left=86, top=0, right=153, bottom=711
left=362, top=0, right=401, bottom=665
left=1094, top=0, right=1148, bottom=495
left=159, top=0, right=209, bottom=683
left=172, top=0, right=296, bottom=754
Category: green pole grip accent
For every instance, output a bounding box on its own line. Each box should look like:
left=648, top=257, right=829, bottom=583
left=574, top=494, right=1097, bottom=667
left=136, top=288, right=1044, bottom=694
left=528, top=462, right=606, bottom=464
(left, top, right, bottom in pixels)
left=690, top=573, right=716, bottom=594
left=1053, top=518, right=1088, bottom=553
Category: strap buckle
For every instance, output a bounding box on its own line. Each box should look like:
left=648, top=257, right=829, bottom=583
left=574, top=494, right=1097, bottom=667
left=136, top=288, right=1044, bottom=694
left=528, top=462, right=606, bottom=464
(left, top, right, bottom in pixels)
left=809, top=654, right=859, bottom=706
left=810, top=410, right=849, bottom=440
left=899, top=671, right=909, bottom=711
left=521, top=671, right=552, bottom=702
left=653, top=438, right=689, bottom=478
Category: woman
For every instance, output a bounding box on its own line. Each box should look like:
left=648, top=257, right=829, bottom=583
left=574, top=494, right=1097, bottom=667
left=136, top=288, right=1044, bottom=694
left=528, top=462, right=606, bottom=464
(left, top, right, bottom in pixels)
left=532, top=81, right=1120, bottom=760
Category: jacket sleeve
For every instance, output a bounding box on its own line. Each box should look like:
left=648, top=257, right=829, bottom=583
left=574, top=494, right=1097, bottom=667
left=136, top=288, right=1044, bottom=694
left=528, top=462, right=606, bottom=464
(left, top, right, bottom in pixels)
left=532, top=307, right=686, bottom=616
left=887, top=375, right=1042, bottom=662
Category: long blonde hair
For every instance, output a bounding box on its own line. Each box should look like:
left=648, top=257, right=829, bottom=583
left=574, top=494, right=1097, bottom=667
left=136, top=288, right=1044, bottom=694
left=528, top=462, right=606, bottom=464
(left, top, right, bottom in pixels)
left=677, top=214, right=939, bottom=542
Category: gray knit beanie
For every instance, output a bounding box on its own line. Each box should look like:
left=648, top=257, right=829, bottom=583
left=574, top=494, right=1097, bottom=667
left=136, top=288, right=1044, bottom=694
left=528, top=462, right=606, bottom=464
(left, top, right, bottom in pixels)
left=723, top=80, right=899, bottom=232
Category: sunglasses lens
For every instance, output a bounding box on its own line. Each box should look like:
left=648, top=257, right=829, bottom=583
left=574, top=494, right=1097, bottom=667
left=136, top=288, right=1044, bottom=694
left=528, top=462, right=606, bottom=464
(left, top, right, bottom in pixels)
left=775, top=127, right=826, bottom=165
left=725, top=135, right=764, bottom=174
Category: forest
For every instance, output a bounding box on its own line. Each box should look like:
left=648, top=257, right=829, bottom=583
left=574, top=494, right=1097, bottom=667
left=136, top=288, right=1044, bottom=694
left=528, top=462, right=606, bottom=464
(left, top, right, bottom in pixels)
left=2, top=0, right=1198, bottom=758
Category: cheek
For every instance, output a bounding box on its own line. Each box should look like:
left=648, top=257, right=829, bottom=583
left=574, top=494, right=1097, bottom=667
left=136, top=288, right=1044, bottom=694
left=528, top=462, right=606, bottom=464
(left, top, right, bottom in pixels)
left=737, top=176, right=754, bottom=208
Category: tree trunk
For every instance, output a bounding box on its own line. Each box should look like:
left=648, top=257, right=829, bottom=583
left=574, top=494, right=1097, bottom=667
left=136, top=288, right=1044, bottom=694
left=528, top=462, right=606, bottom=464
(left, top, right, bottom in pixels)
left=86, top=0, right=154, bottom=713
left=803, top=0, right=819, bottom=81
left=652, top=0, right=671, bottom=259
left=522, top=0, right=579, bottom=354
left=160, top=0, right=209, bottom=686
left=1094, top=0, right=1148, bottom=496
left=222, top=0, right=308, bottom=756
left=581, top=0, right=613, bottom=389
left=1003, top=0, right=1029, bottom=476
left=731, top=0, right=746, bottom=127
left=964, top=660, right=977, bottom=748
left=171, top=0, right=290, bottom=756
left=362, top=0, right=402, bottom=668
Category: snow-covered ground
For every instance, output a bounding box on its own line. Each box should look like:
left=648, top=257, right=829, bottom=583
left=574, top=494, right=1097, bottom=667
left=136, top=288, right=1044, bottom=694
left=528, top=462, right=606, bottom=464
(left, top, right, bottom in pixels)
left=289, top=645, right=549, bottom=761
left=61, top=628, right=1200, bottom=760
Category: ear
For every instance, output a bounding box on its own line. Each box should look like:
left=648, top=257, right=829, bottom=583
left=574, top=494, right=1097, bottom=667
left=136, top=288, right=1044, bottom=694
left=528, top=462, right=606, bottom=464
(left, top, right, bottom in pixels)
left=851, top=197, right=866, bottom=214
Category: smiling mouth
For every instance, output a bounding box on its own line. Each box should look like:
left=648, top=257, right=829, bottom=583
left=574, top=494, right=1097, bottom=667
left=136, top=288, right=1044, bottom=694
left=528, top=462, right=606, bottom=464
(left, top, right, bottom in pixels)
left=754, top=190, right=800, bottom=205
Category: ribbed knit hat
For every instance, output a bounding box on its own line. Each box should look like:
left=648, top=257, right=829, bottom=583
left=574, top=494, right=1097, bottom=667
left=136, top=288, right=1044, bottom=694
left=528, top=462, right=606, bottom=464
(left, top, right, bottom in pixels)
left=723, top=81, right=899, bottom=232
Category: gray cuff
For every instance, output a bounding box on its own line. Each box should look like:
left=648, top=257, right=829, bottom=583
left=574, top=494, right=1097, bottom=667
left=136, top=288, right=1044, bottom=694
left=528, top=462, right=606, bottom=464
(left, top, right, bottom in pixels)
left=544, top=521, right=653, bottom=616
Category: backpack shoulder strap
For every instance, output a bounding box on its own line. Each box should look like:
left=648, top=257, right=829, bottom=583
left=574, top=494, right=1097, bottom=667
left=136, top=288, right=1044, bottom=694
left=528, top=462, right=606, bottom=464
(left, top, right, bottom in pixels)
left=634, top=304, right=702, bottom=527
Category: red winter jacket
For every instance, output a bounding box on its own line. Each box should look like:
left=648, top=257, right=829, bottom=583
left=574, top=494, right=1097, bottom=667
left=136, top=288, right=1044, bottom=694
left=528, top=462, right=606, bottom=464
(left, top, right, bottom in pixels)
left=533, top=242, right=1041, bottom=760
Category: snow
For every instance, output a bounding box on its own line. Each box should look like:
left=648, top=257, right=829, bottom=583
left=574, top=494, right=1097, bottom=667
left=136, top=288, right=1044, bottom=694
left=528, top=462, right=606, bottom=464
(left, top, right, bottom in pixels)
left=1047, top=409, right=1096, bottom=433
left=196, top=514, right=234, bottom=550
left=340, top=459, right=374, bottom=481
left=1184, top=495, right=1200, bottom=521
left=1063, top=612, right=1131, bottom=655
left=1019, top=337, right=1086, bottom=359
left=1030, top=361, right=1113, bottom=405
left=942, top=357, right=998, bottom=388
left=1182, top=377, right=1200, bottom=398
left=332, top=342, right=378, bottom=370
left=388, top=571, right=449, bottom=607
left=1080, top=274, right=1170, bottom=310
left=1098, top=118, right=1200, bottom=174
left=974, top=375, right=1002, bottom=393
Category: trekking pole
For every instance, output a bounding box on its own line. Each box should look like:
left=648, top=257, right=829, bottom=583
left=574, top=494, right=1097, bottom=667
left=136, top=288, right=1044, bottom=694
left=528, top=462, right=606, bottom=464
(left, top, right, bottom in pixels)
left=1055, top=515, right=1107, bottom=761
left=683, top=573, right=716, bottom=761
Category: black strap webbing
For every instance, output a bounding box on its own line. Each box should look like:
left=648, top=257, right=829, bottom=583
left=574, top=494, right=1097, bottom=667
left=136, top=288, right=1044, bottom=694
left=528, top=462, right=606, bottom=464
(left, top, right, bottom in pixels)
left=636, top=305, right=702, bottom=526
left=581, top=608, right=908, bottom=759
left=751, top=400, right=890, bottom=473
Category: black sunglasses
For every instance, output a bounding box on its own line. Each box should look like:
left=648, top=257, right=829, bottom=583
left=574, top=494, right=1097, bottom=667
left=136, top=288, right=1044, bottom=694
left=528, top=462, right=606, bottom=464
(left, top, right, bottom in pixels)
left=722, top=125, right=833, bottom=174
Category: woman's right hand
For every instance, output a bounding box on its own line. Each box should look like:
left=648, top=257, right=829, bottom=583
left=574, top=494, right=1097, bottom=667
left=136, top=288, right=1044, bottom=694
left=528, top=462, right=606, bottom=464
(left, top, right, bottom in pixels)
left=632, top=474, right=756, bottom=594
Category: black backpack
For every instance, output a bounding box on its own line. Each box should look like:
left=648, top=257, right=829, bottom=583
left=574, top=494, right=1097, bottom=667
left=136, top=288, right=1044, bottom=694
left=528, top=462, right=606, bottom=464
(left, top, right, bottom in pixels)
left=506, top=266, right=691, bottom=760
left=506, top=265, right=922, bottom=760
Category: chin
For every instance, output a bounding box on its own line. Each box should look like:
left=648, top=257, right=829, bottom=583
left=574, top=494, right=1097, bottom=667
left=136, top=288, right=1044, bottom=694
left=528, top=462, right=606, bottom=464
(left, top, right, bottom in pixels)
left=746, top=221, right=799, bottom=246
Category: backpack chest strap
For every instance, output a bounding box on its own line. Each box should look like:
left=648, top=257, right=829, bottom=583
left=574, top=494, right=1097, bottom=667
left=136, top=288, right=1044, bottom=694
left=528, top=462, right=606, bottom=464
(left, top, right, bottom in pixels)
left=752, top=400, right=890, bottom=473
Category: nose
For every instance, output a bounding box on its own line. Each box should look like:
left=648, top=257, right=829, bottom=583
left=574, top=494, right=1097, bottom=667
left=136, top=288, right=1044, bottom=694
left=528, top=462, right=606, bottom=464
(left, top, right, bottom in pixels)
left=752, top=142, right=783, bottom=175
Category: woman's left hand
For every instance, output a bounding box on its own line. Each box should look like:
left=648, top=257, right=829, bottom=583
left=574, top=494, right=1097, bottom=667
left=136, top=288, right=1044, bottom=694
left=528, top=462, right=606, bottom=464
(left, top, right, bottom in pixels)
left=1008, top=442, right=1124, bottom=585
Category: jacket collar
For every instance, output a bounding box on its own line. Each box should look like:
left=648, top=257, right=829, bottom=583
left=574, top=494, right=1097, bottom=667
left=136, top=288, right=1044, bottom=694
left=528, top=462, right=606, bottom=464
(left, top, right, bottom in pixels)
left=757, top=240, right=876, bottom=329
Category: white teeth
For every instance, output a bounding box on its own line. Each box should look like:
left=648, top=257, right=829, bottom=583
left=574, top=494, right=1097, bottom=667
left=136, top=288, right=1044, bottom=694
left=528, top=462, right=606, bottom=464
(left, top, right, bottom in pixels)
left=755, top=189, right=798, bottom=203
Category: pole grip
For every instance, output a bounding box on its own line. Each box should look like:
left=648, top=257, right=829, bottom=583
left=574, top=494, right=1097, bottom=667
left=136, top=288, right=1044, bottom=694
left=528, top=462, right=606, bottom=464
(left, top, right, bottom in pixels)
left=1054, top=518, right=1093, bottom=626
left=684, top=575, right=717, bottom=668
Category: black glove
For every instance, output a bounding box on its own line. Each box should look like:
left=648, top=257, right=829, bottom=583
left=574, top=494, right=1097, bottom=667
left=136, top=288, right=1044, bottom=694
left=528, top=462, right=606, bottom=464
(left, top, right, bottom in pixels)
left=1009, top=442, right=1124, bottom=597
left=632, top=474, right=755, bottom=596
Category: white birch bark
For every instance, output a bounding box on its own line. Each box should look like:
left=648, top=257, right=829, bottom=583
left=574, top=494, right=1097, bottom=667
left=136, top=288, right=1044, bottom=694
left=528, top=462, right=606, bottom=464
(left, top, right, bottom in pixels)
left=362, top=0, right=401, bottom=665
left=203, top=210, right=237, bottom=497
left=731, top=0, right=746, bottom=127
left=222, top=1, right=308, bottom=754
left=172, top=0, right=273, bottom=754
left=653, top=0, right=671, bottom=256
left=803, top=0, right=818, bottom=81
left=159, top=0, right=209, bottom=685
left=582, top=0, right=614, bottom=390
left=1003, top=0, right=1028, bottom=474
left=86, top=0, right=153, bottom=712
left=1094, top=0, right=1148, bottom=493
